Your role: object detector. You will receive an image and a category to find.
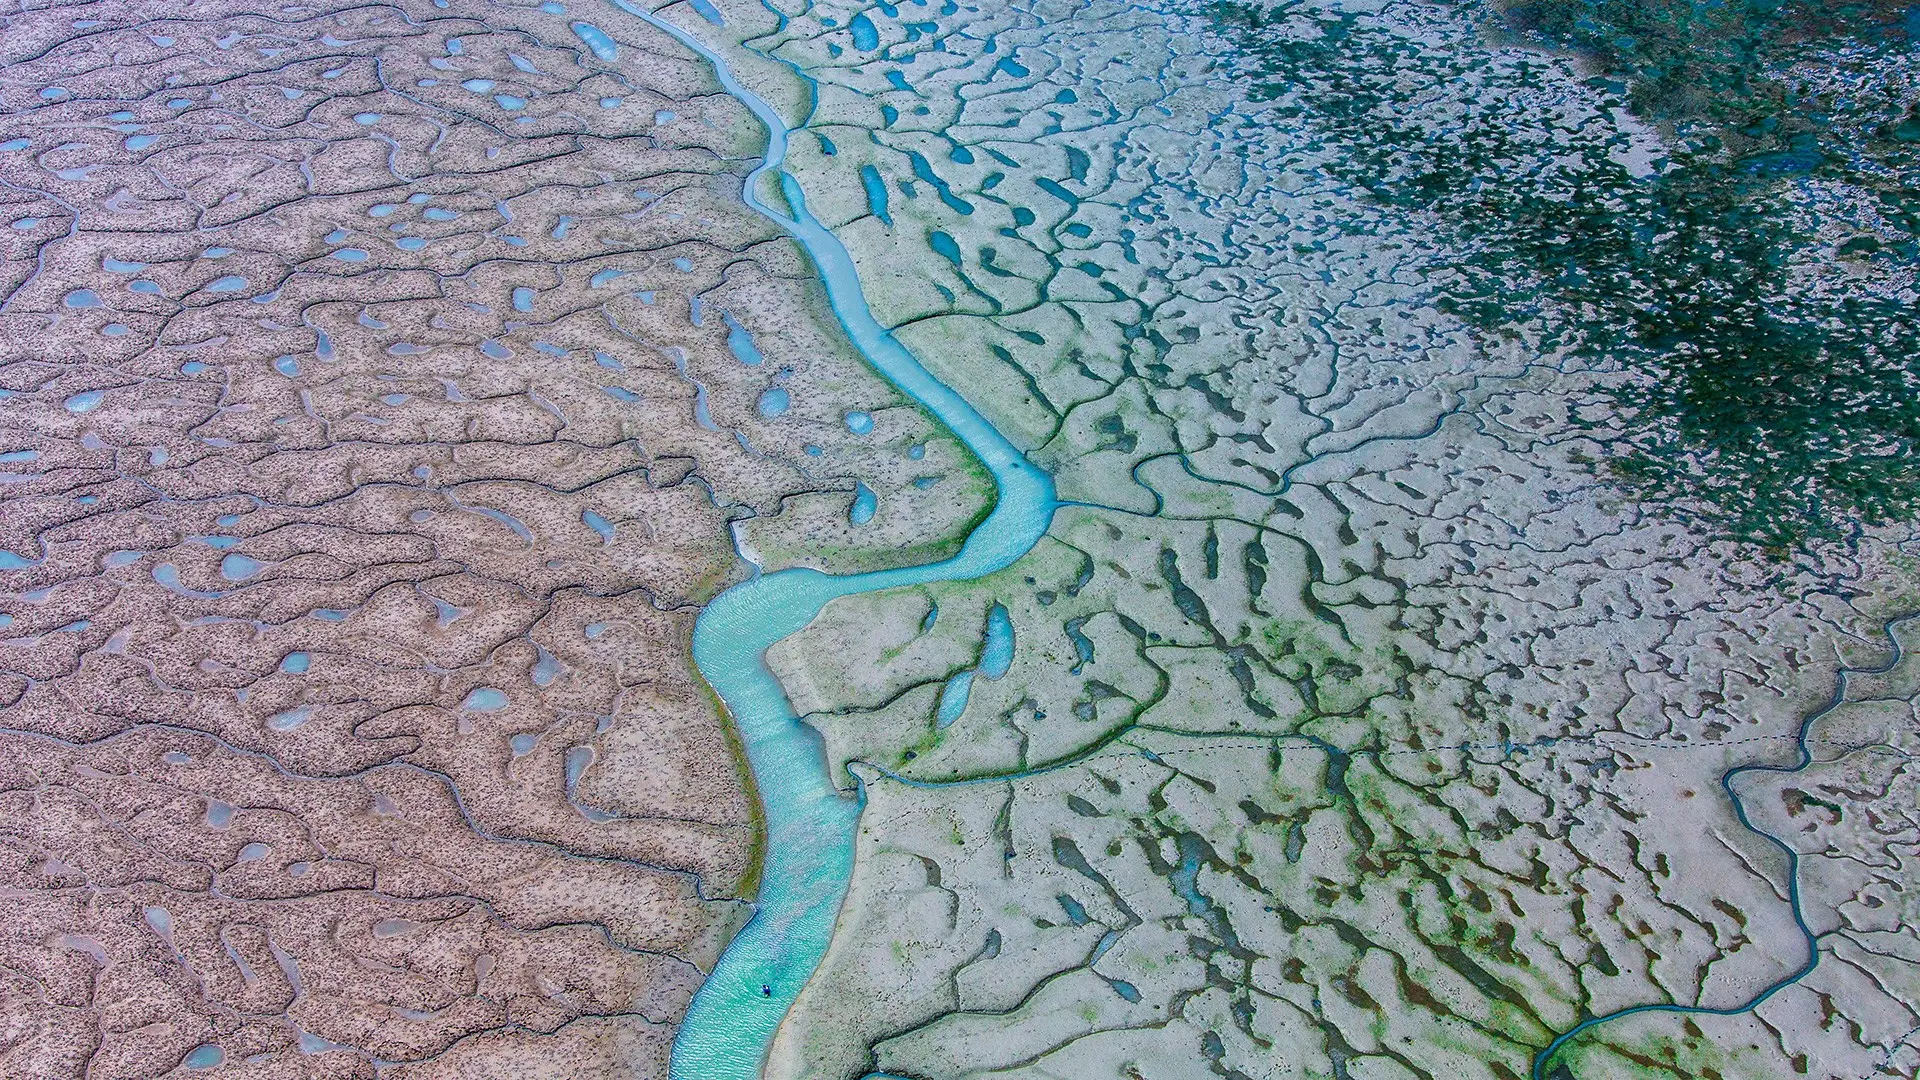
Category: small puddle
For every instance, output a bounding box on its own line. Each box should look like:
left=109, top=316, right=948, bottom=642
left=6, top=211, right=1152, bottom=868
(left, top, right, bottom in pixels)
left=573, top=21, right=617, bottom=60
left=849, top=481, right=877, bottom=525
left=461, top=687, right=509, bottom=712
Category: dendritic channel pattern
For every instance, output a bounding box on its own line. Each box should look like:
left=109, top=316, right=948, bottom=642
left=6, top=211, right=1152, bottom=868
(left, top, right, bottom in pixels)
left=692, top=0, right=1920, bottom=1077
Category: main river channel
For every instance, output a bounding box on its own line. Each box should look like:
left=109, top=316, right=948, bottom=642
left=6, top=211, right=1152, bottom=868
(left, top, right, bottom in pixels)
left=602, top=3, right=1059, bottom=1076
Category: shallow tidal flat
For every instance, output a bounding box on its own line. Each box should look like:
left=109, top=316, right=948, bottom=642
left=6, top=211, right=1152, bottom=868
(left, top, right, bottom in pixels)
left=726, top=0, right=1920, bottom=1077
left=6, top=0, right=1920, bottom=1077
left=0, top=0, right=986, bottom=1075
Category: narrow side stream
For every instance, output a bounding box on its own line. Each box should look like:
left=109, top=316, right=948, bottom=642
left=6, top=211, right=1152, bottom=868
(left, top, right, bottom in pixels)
left=602, top=4, right=1058, bottom=1077
left=1531, top=613, right=1920, bottom=1079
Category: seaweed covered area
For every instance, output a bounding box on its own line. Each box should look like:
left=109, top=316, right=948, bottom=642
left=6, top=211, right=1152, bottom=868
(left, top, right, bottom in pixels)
left=1213, top=0, right=1920, bottom=548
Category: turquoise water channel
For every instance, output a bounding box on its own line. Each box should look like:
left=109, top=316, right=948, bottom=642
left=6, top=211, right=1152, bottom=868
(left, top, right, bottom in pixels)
left=602, top=3, right=1058, bottom=1076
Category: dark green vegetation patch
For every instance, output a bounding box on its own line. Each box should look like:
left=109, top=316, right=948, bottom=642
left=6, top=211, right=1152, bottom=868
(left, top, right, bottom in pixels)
left=1209, top=0, right=1920, bottom=548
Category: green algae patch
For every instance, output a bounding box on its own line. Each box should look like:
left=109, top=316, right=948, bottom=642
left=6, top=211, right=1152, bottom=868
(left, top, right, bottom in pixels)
left=1544, top=1019, right=1771, bottom=1080
left=1258, top=616, right=1407, bottom=719
left=1207, top=0, right=1920, bottom=550
left=694, top=639, right=768, bottom=901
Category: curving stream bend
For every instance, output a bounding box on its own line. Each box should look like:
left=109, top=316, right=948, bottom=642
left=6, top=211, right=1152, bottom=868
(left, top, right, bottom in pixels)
left=1530, top=612, right=1920, bottom=1079
left=602, top=3, right=1059, bottom=1077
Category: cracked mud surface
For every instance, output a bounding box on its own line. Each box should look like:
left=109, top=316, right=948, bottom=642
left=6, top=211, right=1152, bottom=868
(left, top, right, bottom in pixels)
left=0, top=0, right=989, bottom=1074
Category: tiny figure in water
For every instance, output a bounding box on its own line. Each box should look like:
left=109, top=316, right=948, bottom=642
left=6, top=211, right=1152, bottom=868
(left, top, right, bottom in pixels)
left=761, top=984, right=772, bottom=997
